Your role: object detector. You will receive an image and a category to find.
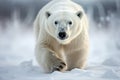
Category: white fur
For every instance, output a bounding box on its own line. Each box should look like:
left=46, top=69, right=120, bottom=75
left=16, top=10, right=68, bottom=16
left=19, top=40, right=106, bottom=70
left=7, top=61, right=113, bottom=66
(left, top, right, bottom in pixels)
left=34, top=0, right=89, bottom=73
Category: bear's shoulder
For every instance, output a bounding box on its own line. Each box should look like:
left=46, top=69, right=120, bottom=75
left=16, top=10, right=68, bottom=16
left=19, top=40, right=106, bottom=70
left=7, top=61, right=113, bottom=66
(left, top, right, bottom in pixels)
left=40, top=0, right=83, bottom=13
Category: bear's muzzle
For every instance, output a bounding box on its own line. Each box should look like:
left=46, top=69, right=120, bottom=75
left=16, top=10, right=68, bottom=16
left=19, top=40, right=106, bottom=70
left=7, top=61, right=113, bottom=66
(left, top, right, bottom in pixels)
left=58, top=31, right=68, bottom=40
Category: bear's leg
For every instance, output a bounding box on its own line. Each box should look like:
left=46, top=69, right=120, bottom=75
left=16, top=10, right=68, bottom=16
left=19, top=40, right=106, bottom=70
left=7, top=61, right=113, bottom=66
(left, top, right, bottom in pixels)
left=66, top=49, right=88, bottom=70
left=35, top=45, right=67, bottom=73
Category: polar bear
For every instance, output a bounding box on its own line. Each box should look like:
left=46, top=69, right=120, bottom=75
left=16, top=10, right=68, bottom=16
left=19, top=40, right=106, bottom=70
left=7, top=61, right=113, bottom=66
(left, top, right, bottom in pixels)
left=34, top=0, right=89, bottom=73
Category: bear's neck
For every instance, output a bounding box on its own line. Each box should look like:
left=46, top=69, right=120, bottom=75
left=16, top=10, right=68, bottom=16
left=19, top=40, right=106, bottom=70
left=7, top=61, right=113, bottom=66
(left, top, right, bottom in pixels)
left=44, top=29, right=88, bottom=56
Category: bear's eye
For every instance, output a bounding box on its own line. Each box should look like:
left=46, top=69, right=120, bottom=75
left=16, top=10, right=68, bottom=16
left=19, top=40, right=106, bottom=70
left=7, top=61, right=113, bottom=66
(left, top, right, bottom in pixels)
left=68, top=21, right=72, bottom=25
left=54, top=21, right=58, bottom=25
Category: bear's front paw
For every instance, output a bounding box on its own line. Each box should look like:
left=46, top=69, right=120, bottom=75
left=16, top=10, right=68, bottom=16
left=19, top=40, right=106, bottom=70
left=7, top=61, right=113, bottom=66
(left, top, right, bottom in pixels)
left=52, top=59, right=67, bottom=72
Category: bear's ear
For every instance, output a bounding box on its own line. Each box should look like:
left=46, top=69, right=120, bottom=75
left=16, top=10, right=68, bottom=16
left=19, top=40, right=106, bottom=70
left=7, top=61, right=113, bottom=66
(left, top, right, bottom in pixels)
left=76, top=11, right=83, bottom=18
left=46, top=11, right=51, bottom=18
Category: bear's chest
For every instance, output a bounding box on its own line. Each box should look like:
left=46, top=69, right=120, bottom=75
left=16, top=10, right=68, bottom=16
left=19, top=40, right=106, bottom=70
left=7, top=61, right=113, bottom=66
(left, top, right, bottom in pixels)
left=50, top=40, right=82, bottom=55
left=46, top=36, right=85, bottom=55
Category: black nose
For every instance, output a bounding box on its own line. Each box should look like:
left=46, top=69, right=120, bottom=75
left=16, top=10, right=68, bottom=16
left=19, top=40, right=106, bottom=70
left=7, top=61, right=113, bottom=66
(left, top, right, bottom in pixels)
left=58, top=32, right=67, bottom=40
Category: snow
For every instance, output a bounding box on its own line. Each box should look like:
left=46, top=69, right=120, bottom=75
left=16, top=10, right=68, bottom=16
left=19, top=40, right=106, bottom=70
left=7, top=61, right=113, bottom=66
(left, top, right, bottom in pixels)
left=0, top=6, right=120, bottom=80
left=0, top=64, right=120, bottom=80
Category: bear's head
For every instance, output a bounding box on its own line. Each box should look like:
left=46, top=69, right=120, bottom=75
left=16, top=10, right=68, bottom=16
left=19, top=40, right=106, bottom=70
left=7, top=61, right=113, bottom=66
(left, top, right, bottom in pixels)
left=45, top=11, right=88, bottom=44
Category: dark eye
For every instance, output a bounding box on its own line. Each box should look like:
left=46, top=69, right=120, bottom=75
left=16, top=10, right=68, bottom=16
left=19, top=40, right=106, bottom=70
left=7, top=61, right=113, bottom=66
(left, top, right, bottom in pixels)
left=55, top=21, right=58, bottom=25
left=68, top=21, right=72, bottom=25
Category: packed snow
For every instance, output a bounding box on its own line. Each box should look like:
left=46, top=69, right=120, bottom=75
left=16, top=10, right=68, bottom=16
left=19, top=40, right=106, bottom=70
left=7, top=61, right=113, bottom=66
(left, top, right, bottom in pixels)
left=0, top=2, right=120, bottom=80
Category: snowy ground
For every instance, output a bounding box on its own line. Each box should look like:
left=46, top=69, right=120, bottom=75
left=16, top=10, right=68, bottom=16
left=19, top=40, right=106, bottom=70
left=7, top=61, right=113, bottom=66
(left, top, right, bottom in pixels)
left=0, top=65, right=120, bottom=80
left=0, top=12, right=120, bottom=80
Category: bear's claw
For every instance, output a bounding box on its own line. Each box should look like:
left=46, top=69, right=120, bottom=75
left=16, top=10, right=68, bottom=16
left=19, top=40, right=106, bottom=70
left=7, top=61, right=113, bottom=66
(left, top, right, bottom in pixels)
left=52, top=60, right=67, bottom=72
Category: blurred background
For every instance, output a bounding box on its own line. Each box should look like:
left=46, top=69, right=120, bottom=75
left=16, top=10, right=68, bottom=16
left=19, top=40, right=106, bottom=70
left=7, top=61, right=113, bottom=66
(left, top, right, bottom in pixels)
left=0, top=0, right=120, bottom=66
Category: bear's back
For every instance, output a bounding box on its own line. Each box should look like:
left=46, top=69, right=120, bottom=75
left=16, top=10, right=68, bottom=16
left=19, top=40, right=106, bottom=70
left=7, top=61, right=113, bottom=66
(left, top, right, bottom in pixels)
left=40, top=0, right=84, bottom=14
